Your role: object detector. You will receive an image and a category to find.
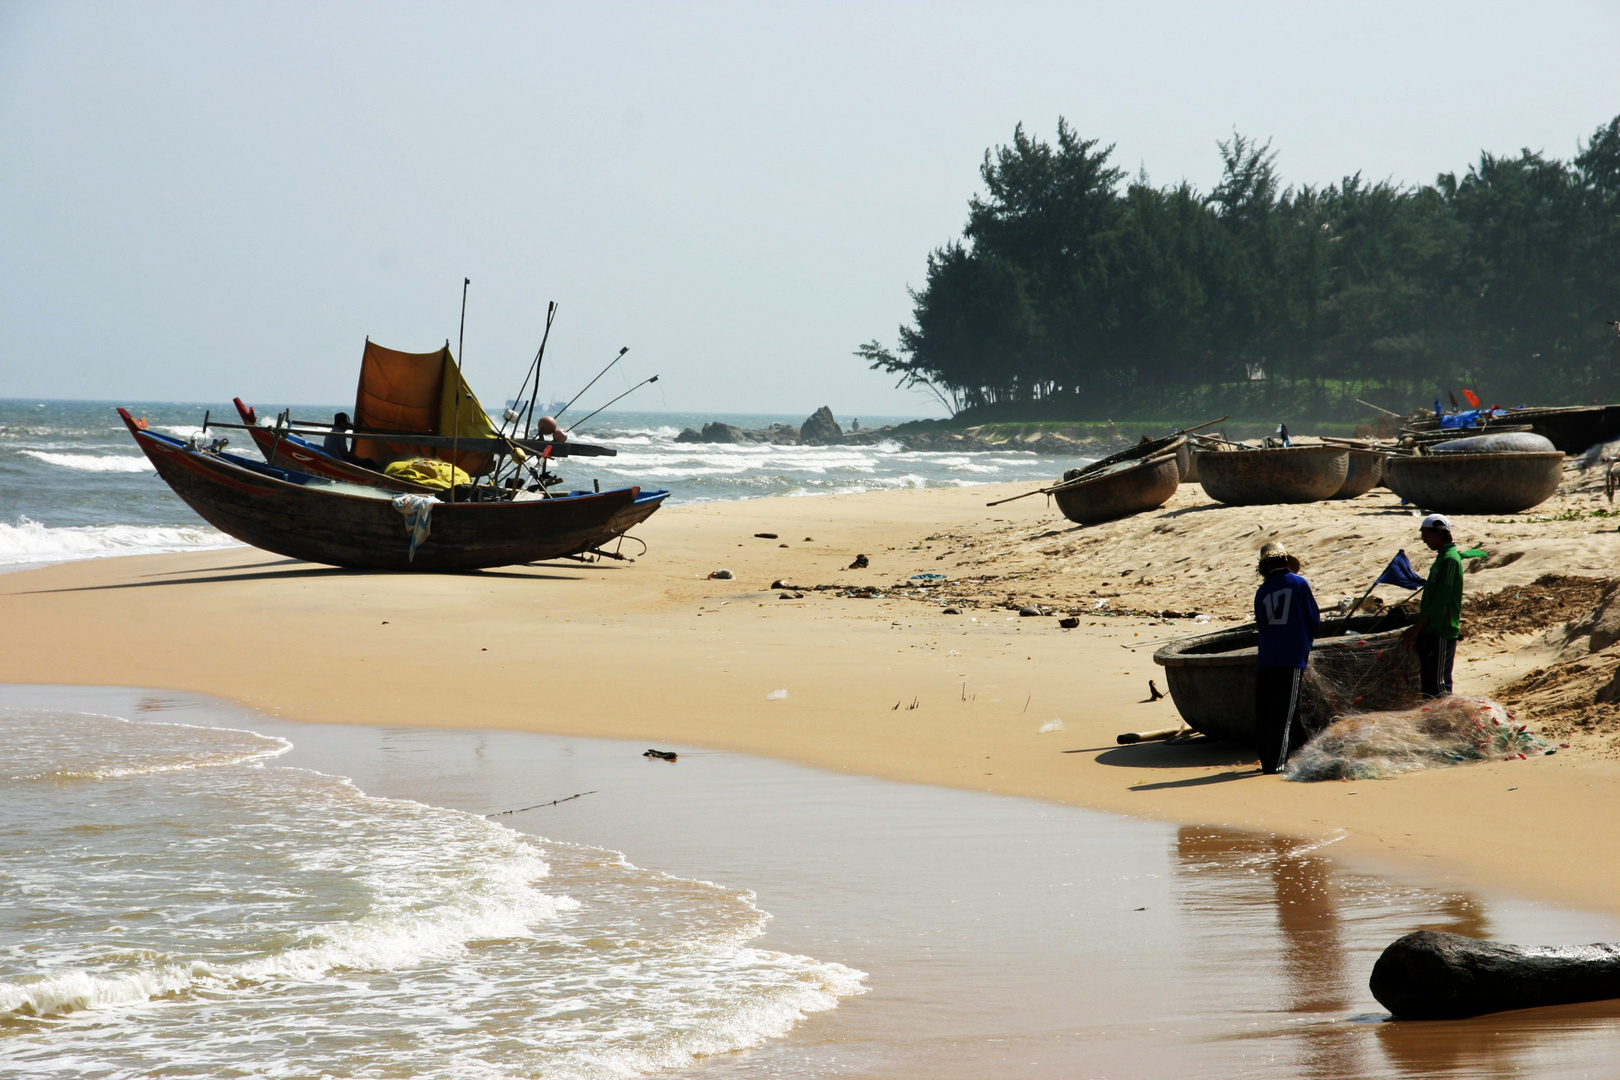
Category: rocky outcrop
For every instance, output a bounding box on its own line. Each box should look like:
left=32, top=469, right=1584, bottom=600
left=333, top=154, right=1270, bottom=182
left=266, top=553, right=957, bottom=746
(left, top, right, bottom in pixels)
left=799, top=406, right=843, bottom=445
left=700, top=422, right=749, bottom=444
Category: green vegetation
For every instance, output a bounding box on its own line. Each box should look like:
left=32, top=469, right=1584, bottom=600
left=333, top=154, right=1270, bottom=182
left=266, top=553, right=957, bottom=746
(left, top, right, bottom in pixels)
left=862, top=117, right=1620, bottom=423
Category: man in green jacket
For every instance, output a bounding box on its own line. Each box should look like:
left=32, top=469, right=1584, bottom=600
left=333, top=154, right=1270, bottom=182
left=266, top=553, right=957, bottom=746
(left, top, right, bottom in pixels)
left=1402, top=513, right=1464, bottom=697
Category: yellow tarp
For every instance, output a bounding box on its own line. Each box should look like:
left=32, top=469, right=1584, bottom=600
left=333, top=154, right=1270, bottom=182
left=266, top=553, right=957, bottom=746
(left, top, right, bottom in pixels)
left=352, top=339, right=499, bottom=475
left=383, top=458, right=470, bottom=490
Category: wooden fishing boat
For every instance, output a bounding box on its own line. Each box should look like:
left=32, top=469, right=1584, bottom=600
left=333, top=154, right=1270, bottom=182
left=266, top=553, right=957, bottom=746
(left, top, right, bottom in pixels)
left=1152, top=612, right=1419, bottom=746
left=118, top=409, right=667, bottom=570
left=228, top=398, right=619, bottom=495
left=1196, top=446, right=1349, bottom=505
left=1050, top=451, right=1181, bottom=525
left=1383, top=451, right=1564, bottom=514
left=1331, top=449, right=1385, bottom=499
left=1404, top=404, right=1620, bottom=454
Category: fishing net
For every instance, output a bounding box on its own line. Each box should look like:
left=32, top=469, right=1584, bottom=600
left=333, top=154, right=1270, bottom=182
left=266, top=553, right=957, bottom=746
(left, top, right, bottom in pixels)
left=1285, top=696, right=1546, bottom=782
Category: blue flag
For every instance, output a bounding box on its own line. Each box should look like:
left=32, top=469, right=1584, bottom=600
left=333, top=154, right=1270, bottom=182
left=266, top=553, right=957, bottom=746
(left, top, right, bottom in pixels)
left=1375, top=549, right=1427, bottom=590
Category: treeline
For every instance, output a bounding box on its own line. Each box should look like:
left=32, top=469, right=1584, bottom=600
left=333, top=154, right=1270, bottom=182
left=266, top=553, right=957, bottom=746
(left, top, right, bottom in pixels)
left=860, top=117, right=1620, bottom=422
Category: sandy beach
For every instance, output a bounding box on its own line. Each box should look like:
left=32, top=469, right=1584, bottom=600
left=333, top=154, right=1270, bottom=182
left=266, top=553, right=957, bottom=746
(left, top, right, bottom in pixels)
left=4, top=474, right=1619, bottom=922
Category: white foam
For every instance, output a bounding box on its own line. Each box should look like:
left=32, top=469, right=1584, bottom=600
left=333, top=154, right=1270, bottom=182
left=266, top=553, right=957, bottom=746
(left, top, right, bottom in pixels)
left=0, top=519, right=240, bottom=567
left=18, top=450, right=153, bottom=473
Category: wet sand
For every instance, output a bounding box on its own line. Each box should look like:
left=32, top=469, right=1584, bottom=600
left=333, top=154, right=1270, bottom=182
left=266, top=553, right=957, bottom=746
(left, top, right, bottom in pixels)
left=9, top=683, right=1620, bottom=1079
left=2, top=480, right=1618, bottom=920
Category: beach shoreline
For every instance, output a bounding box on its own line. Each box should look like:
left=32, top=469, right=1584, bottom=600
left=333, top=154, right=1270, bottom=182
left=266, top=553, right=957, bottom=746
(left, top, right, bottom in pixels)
left=4, top=479, right=1619, bottom=917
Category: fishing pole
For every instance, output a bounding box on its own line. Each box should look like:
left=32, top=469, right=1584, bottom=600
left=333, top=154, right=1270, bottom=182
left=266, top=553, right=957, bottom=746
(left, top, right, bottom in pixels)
left=450, top=277, right=469, bottom=503
left=521, top=301, right=558, bottom=439
left=554, top=346, right=628, bottom=421
left=566, top=375, right=660, bottom=432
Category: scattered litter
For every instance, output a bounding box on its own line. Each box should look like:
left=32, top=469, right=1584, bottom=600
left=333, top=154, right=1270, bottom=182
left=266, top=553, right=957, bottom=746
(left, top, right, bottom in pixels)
left=643, top=749, right=678, bottom=761
left=708, top=568, right=734, bottom=579
left=766, top=689, right=788, bottom=700
left=1038, top=718, right=1064, bottom=734
left=1116, top=726, right=1186, bottom=745
left=848, top=554, right=870, bottom=569
left=946, top=650, right=961, bottom=656
left=911, top=573, right=946, bottom=580
left=1091, top=598, right=1109, bottom=610
left=1286, top=696, right=1545, bottom=782
left=1193, top=614, right=1210, bottom=624
left=754, top=532, right=779, bottom=539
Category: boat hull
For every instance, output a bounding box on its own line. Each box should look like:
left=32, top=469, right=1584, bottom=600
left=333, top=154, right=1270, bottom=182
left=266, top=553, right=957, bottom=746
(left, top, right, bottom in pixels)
left=1152, top=614, right=1419, bottom=745
left=121, top=412, right=661, bottom=570
left=1331, top=450, right=1385, bottom=499
left=1383, top=452, right=1564, bottom=514
left=1052, top=453, right=1180, bottom=525
left=1196, top=446, right=1349, bottom=505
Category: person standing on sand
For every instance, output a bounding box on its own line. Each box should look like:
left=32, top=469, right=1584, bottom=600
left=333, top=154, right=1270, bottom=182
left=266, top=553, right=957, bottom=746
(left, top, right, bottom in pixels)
left=1402, top=513, right=1464, bottom=698
left=1253, top=541, right=1321, bottom=775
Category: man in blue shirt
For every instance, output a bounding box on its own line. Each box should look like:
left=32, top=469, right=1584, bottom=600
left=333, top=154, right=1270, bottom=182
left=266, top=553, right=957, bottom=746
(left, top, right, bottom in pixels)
left=1253, top=541, right=1321, bottom=774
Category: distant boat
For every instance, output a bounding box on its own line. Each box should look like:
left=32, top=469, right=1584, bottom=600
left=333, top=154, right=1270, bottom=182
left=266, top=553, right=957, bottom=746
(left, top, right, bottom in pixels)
left=118, top=409, right=667, bottom=571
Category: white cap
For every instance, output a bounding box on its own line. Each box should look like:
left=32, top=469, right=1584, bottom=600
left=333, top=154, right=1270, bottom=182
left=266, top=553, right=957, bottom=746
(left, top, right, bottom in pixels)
left=1421, top=513, right=1453, bottom=532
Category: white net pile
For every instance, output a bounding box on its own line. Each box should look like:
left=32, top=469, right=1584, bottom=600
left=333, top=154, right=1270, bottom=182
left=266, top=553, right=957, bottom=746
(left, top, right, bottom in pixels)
left=1285, top=696, right=1546, bottom=782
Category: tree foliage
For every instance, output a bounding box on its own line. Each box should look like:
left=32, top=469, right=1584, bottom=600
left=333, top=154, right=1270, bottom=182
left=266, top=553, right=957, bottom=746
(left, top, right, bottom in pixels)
left=865, top=117, right=1620, bottom=420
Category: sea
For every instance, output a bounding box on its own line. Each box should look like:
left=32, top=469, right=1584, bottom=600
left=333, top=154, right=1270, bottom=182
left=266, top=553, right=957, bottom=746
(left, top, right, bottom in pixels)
left=0, top=399, right=1086, bottom=572
left=6, top=686, right=1620, bottom=1080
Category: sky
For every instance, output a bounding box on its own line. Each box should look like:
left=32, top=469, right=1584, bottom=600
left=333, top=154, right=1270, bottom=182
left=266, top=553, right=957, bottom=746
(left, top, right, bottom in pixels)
left=1, top=2, right=1617, bottom=419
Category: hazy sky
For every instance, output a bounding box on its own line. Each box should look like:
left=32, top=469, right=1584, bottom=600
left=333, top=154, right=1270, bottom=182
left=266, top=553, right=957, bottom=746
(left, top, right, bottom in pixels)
left=2, top=2, right=1616, bottom=418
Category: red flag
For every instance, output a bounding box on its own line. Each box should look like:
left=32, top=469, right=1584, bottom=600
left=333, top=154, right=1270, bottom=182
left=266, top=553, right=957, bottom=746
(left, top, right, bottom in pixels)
left=1461, top=388, right=1480, bottom=408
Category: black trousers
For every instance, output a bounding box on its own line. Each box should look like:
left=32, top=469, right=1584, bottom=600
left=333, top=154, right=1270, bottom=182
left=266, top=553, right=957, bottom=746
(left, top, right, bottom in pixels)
left=1415, top=634, right=1457, bottom=698
left=1255, top=665, right=1304, bottom=775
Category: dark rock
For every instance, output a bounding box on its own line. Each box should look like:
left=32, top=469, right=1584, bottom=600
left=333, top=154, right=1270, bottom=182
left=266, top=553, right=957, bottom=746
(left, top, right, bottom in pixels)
left=674, top=427, right=703, bottom=443
left=847, top=554, right=869, bottom=570
left=1370, top=930, right=1620, bottom=1020
left=943, top=607, right=963, bottom=615
left=800, top=406, right=843, bottom=445
left=1059, top=616, right=1080, bottom=628
left=701, top=422, right=749, bottom=444
left=1019, top=606, right=1043, bottom=617
left=755, top=533, right=779, bottom=539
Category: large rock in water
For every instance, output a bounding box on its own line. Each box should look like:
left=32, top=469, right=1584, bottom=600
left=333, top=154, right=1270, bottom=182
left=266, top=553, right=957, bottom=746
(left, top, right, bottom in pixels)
left=700, top=422, right=749, bottom=444
left=674, top=427, right=703, bottom=443
left=1370, top=930, right=1620, bottom=1019
left=800, top=406, right=842, bottom=445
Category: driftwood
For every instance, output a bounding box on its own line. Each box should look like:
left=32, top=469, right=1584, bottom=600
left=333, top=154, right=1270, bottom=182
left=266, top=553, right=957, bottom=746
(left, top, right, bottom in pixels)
left=1371, top=930, right=1620, bottom=1020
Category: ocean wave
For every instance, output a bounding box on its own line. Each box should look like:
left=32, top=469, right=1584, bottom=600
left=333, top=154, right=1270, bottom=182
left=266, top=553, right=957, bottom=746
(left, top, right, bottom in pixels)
left=2, top=711, right=291, bottom=781
left=0, top=519, right=240, bottom=566
left=18, top=450, right=153, bottom=473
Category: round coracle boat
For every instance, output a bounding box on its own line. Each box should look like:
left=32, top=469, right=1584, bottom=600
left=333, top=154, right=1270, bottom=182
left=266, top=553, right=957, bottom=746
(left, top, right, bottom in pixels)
left=1152, top=611, right=1419, bottom=746
left=1382, top=452, right=1564, bottom=514
left=1051, top=451, right=1180, bottom=526
left=1196, top=446, right=1349, bottom=505
left=1429, top=432, right=1557, bottom=455
left=1332, top=449, right=1385, bottom=499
